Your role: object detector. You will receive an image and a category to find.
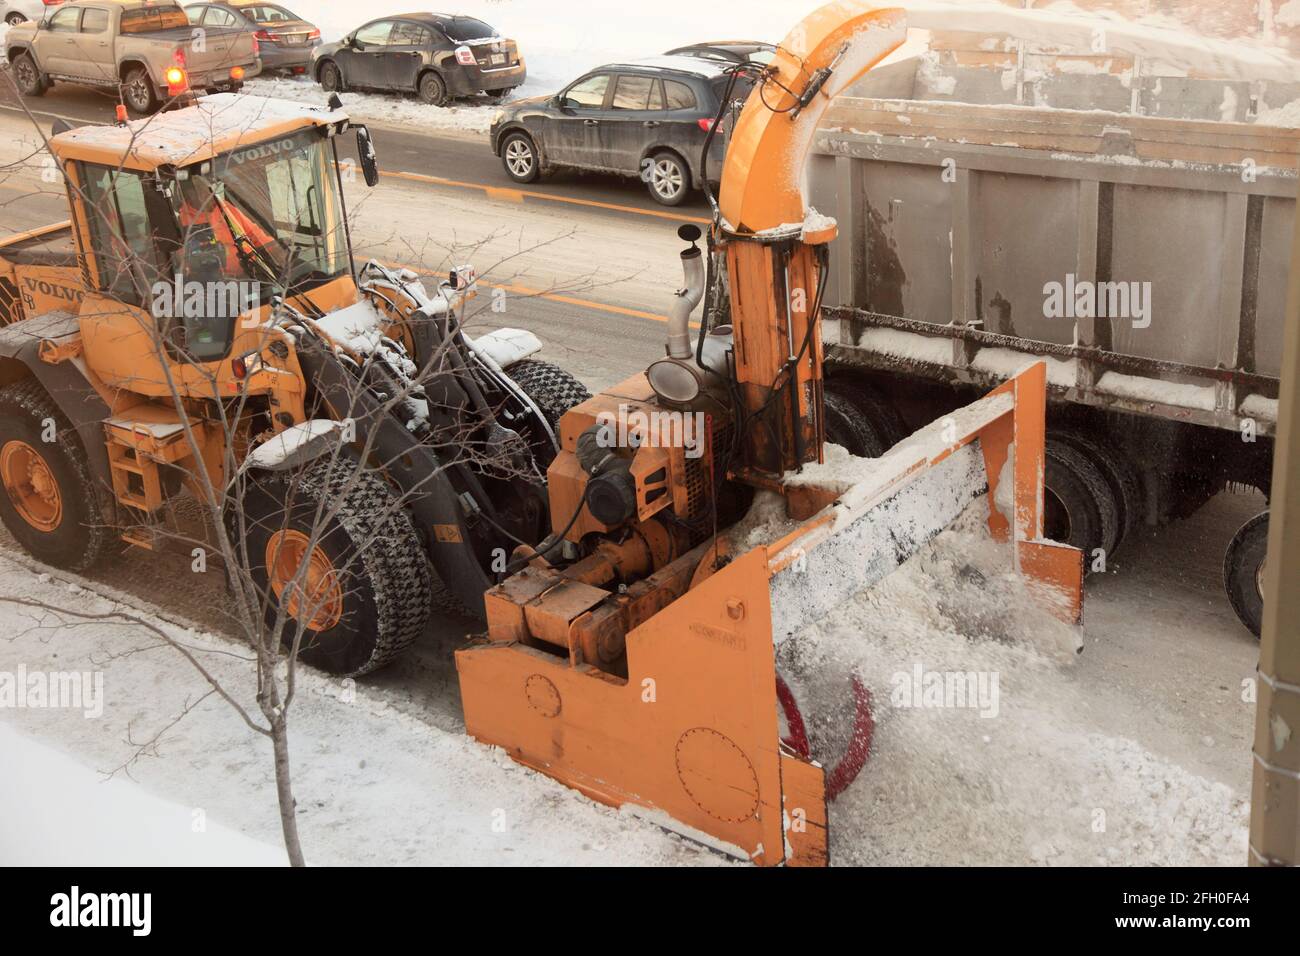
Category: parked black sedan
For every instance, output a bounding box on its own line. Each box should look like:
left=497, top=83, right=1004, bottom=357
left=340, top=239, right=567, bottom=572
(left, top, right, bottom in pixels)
left=312, top=13, right=525, bottom=106
left=490, top=57, right=749, bottom=206
left=184, top=2, right=321, bottom=74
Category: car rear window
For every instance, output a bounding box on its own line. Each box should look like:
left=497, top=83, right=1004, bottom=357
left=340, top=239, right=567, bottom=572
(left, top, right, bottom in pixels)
left=120, top=3, right=191, bottom=33
left=440, top=16, right=496, bottom=42
left=242, top=4, right=299, bottom=22
left=663, top=80, right=697, bottom=111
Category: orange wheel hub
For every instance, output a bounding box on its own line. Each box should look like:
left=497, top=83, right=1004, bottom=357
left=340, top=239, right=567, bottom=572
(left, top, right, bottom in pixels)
left=265, top=530, right=343, bottom=632
left=1, top=440, right=63, bottom=532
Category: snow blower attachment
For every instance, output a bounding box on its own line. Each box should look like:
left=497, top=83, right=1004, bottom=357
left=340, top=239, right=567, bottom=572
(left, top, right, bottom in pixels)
left=455, top=1, right=1083, bottom=865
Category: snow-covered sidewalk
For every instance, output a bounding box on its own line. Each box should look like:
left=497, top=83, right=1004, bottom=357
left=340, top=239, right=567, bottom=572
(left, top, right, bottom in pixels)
left=0, top=554, right=723, bottom=866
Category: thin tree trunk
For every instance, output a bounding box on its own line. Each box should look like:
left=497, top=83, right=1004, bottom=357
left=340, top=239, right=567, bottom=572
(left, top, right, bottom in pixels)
left=271, top=720, right=306, bottom=867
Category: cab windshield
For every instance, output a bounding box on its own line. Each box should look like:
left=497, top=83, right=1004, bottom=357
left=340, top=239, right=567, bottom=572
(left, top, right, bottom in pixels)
left=158, top=127, right=350, bottom=359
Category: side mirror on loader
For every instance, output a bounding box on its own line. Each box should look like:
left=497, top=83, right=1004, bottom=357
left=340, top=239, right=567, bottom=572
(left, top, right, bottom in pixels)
left=354, top=125, right=379, bottom=188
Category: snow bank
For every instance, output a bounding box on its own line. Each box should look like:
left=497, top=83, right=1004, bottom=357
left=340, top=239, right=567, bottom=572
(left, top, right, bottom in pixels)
left=0, top=723, right=286, bottom=865
left=777, top=504, right=1249, bottom=865
left=0, top=554, right=726, bottom=866
left=244, top=76, right=501, bottom=136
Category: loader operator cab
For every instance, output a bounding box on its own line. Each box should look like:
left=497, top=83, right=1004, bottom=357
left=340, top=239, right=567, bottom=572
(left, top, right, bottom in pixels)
left=53, top=96, right=377, bottom=363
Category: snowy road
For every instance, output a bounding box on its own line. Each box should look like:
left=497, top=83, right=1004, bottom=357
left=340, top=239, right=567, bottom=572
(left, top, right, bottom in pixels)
left=0, top=93, right=1264, bottom=866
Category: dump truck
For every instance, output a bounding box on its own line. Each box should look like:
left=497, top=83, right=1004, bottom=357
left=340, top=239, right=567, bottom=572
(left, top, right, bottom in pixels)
left=801, top=45, right=1300, bottom=638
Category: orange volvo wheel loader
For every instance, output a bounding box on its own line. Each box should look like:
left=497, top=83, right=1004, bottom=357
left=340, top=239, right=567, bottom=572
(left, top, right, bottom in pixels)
left=455, top=2, right=1085, bottom=866
left=0, top=94, right=590, bottom=675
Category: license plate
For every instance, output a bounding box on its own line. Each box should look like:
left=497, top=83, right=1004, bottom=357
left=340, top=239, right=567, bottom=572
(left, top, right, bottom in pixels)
left=490, top=53, right=505, bottom=65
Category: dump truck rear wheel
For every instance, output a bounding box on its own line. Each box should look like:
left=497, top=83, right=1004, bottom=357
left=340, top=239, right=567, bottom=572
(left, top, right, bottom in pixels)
left=1224, top=511, right=1267, bottom=639
left=1043, top=439, right=1120, bottom=571
left=826, top=377, right=907, bottom=449
left=823, top=389, right=886, bottom=458
left=238, top=459, right=432, bottom=676
left=12, top=53, right=47, bottom=97
left=0, top=380, right=109, bottom=572
left=1051, top=430, right=1142, bottom=550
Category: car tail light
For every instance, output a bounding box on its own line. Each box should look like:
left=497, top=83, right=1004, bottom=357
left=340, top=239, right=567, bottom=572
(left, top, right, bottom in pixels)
left=454, top=45, right=476, bottom=66
left=42, top=0, right=64, bottom=6
left=697, top=118, right=716, bottom=132
left=308, top=29, right=320, bottom=41
left=255, top=28, right=278, bottom=41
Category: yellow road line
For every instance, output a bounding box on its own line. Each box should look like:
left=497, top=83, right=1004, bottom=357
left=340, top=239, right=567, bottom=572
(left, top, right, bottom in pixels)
left=383, top=168, right=712, bottom=225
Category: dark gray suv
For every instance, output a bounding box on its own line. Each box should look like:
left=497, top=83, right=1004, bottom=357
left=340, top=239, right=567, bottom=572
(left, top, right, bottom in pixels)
left=489, top=56, right=750, bottom=206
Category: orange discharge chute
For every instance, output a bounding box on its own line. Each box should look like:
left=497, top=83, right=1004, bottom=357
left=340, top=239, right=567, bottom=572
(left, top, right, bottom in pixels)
left=719, top=3, right=907, bottom=234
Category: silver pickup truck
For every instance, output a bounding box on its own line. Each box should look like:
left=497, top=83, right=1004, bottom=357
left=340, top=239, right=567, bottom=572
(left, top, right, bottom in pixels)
left=5, top=0, right=260, bottom=114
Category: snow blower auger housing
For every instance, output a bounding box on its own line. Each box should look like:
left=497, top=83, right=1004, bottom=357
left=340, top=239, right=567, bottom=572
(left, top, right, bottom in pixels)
left=0, top=94, right=585, bottom=676
left=456, top=2, right=1084, bottom=865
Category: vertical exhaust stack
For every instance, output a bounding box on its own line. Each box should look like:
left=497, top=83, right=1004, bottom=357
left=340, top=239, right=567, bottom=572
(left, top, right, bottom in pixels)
left=666, top=225, right=705, bottom=360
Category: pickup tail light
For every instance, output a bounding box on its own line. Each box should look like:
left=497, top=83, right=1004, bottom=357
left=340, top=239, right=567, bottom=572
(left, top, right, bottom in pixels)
left=165, top=66, right=187, bottom=94
left=454, top=45, right=476, bottom=66
left=697, top=118, right=716, bottom=132
left=230, top=66, right=245, bottom=81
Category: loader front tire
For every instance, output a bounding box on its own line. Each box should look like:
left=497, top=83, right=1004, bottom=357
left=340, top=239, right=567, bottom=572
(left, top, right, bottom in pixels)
left=506, top=359, right=591, bottom=464
left=237, top=458, right=431, bottom=676
left=0, top=380, right=109, bottom=572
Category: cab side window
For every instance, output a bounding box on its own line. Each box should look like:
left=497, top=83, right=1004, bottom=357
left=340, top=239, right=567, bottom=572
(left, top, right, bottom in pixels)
left=76, top=164, right=166, bottom=308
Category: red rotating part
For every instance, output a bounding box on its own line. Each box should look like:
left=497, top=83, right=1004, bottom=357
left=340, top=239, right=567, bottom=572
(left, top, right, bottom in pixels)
left=776, top=674, right=874, bottom=801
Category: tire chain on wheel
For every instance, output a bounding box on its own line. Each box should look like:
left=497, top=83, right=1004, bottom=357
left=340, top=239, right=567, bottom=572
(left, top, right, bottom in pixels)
left=506, top=359, right=591, bottom=435
left=252, top=459, right=432, bottom=675
left=0, top=379, right=110, bottom=571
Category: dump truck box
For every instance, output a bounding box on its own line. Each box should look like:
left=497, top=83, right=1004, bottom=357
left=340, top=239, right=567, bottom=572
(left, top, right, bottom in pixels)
left=809, top=83, right=1298, bottom=441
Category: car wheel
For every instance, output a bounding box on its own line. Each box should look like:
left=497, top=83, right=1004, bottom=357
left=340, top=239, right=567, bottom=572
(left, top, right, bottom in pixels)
left=318, top=60, right=344, bottom=93
left=122, top=66, right=159, bottom=116
left=12, top=52, right=47, bottom=98
left=418, top=71, right=448, bottom=106
left=646, top=151, right=689, bottom=206
left=501, top=131, right=540, bottom=184
left=5, top=12, right=28, bottom=26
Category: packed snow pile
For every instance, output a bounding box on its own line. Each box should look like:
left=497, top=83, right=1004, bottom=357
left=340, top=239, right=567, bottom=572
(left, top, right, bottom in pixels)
left=243, top=76, right=501, bottom=136
left=777, top=503, right=1249, bottom=866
